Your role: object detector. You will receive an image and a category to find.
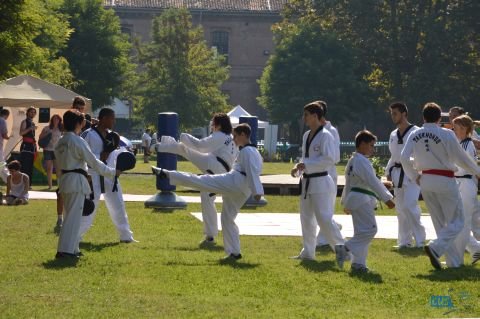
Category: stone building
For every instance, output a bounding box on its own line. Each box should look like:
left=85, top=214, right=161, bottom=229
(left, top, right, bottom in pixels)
left=104, top=0, right=287, bottom=119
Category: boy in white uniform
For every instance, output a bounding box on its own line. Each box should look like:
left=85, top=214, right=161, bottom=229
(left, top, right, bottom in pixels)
left=79, top=108, right=136, bottom=244
left=401, top=102, right=480, bottom=270
left=290, top=101, right=344, bottom=263
left=385, top=102, right=426, bottom=248
left=339, top=130, right=395, bottom=271
left=152, top=123, right=263, bottom=260
left=151, top=113, right=237, bottom=244
left=315, top=101, right=342, bottom=248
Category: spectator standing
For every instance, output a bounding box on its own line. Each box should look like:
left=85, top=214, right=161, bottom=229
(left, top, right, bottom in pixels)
left=19, top=107, right=37, bottom=187
left=39, top=114, right=63, bottom=189
left=142, top=129, right=152, bottom=163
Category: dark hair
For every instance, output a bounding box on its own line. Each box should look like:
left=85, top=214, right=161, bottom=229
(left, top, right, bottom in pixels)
left=449, top=106, right=465, bottom=116
left=355, top=130, right=377, bottom=148
left=318, top=100, right=328, bottom=116
left=49, top=114, right=63, bottom=130
left=26, top=106, right=36, bottom=114
left=0, top=109, right=10, bottom=117
left=389, top=102, right=408, bottom=115
left=233, top=123, right=251, bottom=138
left=72, top=96, right=86, bottom=109
left=63, top=110, right=85, bottom=131
left=98, top=108, right=115, bottom=120
left=304, top=101, right=325, bottom=120
left=7, top=160, right=21, bottom=171
left=212, top=113, right=233, bottom=135
left=423, top=102, right=442, bottom=123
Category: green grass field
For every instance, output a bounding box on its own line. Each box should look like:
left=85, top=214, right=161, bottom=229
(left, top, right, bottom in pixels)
left=0, top=200, right=479, bottom=318
left=1, top=161, right=479, bottom=318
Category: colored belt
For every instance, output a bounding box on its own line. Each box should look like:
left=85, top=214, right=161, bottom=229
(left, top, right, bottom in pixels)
left=350, top=187, right=379, bottom=200
left=389, top=162, right=405, bottom=188
left=422, top=169, right=454, bottom=178
left=22, top=137, right=36, bottom=144
left=455, top=174, right=472, bottom=179
left=300, top=171, right=328, bottom=199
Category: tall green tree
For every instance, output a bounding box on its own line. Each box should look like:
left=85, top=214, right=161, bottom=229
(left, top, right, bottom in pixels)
left=286, top=0, right=480, bottom=121
left=0, top=0, right=72, bottom=85
left=139, top=8, right=229, bottom=128
left=258, top=18, right=373, bottom=142
left=60, top=0, right=136, bottom=109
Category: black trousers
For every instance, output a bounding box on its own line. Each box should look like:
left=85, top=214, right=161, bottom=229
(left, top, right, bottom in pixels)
left=20, top=151, right=34, bottom=186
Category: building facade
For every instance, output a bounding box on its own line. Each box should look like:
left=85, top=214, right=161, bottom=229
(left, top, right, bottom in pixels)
left=104, top=0, right=287, bottom=119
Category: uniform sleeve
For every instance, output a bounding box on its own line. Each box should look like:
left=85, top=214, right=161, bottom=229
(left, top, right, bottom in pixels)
left=400, top=134, right=419, bottom=182
left=303, top=133, right=335, bottom=172
left=77, top=138, right=116, bottom=179
left=329, top=126, right=341, bottom=163
left=447, top=132, right=480, bottom=176
left=356, top=158, right=393, bottom=203
left=340, top=158, right=352, bottom=206
left=242, top=149, right=264, bottom=196
left=180, top=132, right=225, bottom=153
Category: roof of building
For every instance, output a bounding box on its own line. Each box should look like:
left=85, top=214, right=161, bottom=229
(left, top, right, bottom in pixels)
left=105, top=0, right=287, bottom=12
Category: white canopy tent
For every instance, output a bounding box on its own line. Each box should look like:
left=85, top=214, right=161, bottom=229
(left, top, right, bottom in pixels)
left=227, top=105, right=269, bottom=129
left=0, top=75, right=91, bottom=156
left=93, top=97, right=130, bottom=119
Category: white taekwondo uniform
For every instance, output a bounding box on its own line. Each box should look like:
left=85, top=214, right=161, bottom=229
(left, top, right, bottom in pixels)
left=317, top=121, right=341, bottom=245
left=54, top=132, right=115, bottom=254
left=401, top=123, right=480, bottom=267
left=341, top=152, right=393, bottom=267
left=79, top=128, right=134, bottom=242
left=386, top=124, right=426, bottom=247
left=297, top=126, right=344, bottom=260
left=153, top=131, right=237, bottom=239
left=453, top=138, right=480, bottom=261
left=167, top=144, right=263, bottom=256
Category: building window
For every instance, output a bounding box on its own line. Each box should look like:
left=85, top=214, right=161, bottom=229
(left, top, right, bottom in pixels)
left=120, top=24, right=133, bottom=39
left=211, top=31, right=229, bottom=64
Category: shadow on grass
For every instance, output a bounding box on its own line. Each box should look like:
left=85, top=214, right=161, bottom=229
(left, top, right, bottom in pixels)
left=149, top=209, right=176, bottom=214
left=348, top=270, right=383, bottom=284
left=392, top=247, right=425, bottom=258
left=175, top=244, right=224, bottom=252
left=217, top=259, right=260, bottom=269
left=79, top=241, right=119, bottom=252
left=42, top=258, right=78, bottom=269
left=315, top=245, right=335, bottom=255
left=414, top=265, right=480, bottom=282
left=298, top=259, right=337, bottom=272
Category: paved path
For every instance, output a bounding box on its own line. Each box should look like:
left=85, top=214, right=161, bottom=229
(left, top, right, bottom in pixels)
left=28, top=191, right=436, bottom=240
left=191, top=213, right=437, bottom=240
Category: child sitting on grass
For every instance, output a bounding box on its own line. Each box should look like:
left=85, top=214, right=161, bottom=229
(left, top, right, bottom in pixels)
left=6, top=160, right=29, bottom=205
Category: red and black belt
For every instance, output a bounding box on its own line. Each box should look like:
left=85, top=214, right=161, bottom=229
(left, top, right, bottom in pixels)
left=422, top=169, right=454, bottom=178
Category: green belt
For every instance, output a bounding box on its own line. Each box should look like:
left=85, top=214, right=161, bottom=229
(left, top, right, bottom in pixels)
left=351, top=187, right=379, bottom=200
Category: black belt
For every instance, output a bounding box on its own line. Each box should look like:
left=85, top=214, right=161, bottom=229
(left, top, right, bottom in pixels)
left=233, top=170, right=246, bottom=176
left=389, top=162, right=405, bottom=188
left=300, top=171, right=328, bottom=199
left=61, top=169, right=94, bottom=199
left=207, top=157, right=231, bottom=197
left=62, top=168, right=88, bottom=179
left=216, top=156, right=230, bottom=173
left=455, top=175, right=472, bottom=179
